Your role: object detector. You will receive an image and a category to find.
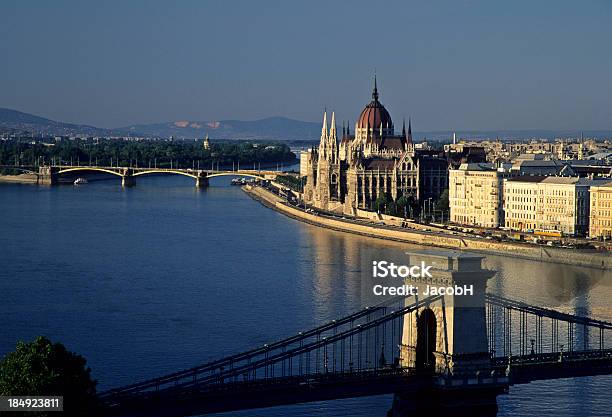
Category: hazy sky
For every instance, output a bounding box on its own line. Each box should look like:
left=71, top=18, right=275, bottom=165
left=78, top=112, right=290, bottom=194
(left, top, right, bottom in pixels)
left=1, top=0, right=611, bottom=131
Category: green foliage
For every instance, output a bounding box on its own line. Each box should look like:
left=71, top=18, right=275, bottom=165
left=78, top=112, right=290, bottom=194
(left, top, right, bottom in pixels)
left=0, top=336, right=99, bottom=416
left=395, top=194, right=419, bottom=218
left=436, top=189, right=449, bottom=212
left=0, top=139, right=296, bottom=171
left=275, top=175, right=305, bottom=192
left=396, top=194, right=409, bottom=210
left=374, top=193, right=389, bottom=213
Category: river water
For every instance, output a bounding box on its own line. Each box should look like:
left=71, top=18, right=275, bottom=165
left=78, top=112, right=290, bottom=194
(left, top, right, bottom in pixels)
left=1, top=175, right=611, bottom=417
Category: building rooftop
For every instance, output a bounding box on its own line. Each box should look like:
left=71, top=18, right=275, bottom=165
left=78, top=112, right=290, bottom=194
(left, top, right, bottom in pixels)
left=512, top=159, right=563, bottom=167
left=456, top=162, right=496, bottom=171
left=363, top=158, right=396, bottom=170
left=506, top=175, right=548, bottom=183
left=507, top=176, right=612, bottom=186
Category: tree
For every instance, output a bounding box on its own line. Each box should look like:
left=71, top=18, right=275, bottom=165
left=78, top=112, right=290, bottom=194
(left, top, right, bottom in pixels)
left=386, top=201, right=398, bottom=216
left=396, top=194, right=409, bottom=217
left=374, top=193, right=389, bottom=213
left=436, top=189, right=450, bottom=213
left=396, top=194, right=418, bottom=219
left=0, top=336, right=99, bottom=416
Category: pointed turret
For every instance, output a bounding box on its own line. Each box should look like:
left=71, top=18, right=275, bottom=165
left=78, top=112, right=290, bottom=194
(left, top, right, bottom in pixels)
left=318, top=110, right=329, bottom=159
left=321, top=110, right=328, bottom=140
left=402, top=118, right=406, bottom=136
left=407, top=117, right=413, bottom=143
left=329, top=111, right=337, bottom=143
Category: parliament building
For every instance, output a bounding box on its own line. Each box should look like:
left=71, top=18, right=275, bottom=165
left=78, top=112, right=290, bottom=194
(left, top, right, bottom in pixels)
left=302, top=79, right=448, bottom=215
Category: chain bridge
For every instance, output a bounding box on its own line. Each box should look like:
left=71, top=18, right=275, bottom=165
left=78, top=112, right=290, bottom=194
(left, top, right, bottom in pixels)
left=97, top=251, right=612, bottom=416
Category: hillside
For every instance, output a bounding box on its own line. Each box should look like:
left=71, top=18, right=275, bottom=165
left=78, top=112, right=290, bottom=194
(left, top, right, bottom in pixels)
left=120, top=116, right=321, bottom=140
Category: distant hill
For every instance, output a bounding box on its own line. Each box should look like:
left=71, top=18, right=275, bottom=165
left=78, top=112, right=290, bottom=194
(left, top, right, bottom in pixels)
left=0, top=108, right=115, bottom=137
left=120, top=116, right=322, bottom=141
left=0, top=108, right=321, bottom=140
left=1, top=107, right=611, bottom=141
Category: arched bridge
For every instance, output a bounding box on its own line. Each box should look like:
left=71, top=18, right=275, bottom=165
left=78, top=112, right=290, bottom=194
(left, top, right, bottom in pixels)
left=98, top=251, right=612, bottom=417
left=33, top=165, right=291, bottom=187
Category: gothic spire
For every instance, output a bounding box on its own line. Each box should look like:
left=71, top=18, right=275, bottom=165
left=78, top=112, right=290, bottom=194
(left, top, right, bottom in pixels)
left=321, top=110, right=328, bottom=140
left=329, top=111, right=337, bottom=143
left=372, top=73, right=379, bottom=101
left=402, top=118, right=406, bottom=136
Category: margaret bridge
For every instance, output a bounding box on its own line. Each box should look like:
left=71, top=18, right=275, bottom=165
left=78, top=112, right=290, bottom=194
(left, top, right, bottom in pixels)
left=2, top=164, right=291, bottom=187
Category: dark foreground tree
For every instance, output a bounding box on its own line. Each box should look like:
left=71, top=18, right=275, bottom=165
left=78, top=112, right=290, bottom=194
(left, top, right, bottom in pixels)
left=0, top=336, right=99, bottom=416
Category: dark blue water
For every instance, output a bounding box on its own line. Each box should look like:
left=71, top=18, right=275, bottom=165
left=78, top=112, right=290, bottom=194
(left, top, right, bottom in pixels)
left=1, top=176, right=611, bottom=416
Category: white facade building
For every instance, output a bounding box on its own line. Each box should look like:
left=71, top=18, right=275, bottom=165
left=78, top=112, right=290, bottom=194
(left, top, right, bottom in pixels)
left=449, top=163, right=511, bottom=228
left=503, top=177, right=607, bottom=236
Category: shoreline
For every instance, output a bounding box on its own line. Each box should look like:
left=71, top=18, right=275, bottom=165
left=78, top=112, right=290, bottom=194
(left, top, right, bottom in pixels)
left=243, top=185, right=611, bottom=270
left=0, top=174, right=38, bottom=183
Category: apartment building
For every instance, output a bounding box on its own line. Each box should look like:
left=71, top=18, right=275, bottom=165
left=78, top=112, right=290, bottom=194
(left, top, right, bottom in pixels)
left=504, top=177, right=607, bottom=236
left=449, top=163, right=512, bottom=228
left=589, top=181, right=612, bottom=239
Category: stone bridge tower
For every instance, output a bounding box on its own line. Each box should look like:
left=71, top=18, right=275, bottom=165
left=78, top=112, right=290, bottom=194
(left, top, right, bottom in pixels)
left=400, top=250, right=495, bottom=375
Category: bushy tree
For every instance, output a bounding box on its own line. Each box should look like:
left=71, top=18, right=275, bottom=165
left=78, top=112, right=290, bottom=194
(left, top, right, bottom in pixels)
left=396, top=194, right=419, bottom=218
left=436, top=189, right=450, bottom=212
left=0, top=336, right=99, bottom=416
left=374, top=193, right=389, bottom=213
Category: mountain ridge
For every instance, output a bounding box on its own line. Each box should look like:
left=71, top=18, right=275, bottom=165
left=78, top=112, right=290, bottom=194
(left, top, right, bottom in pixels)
left=1, top=107, right=612, bottom=141
left=120, top=116, right=321, bottom=140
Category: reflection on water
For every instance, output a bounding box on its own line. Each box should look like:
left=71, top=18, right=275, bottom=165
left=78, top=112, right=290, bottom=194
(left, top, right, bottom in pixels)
left=0, top=177, right=610, bottom=417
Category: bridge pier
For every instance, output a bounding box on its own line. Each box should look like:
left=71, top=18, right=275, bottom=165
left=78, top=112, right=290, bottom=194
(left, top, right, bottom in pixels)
left=195, top=172, right=209, bottom=188
left=38, top=166, right=58, bottom=185
left=121, top=169, right=135, bottom=187
left=121, top=175, right=135, bottom=187
left=391, top=384, right=503, bottom=417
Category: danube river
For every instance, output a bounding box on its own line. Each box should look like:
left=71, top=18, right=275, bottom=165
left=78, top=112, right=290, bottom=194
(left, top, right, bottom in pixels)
left=1, top=176, right=611, bottom=417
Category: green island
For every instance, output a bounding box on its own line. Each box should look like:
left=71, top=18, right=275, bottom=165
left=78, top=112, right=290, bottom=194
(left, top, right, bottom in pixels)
left=0, top=139, right=297, bottom=173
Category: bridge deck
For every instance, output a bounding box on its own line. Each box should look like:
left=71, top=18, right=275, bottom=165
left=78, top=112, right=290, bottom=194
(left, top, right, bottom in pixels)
left=104, top=368, right=429, bottom=417
left=103, top=350, right=612, bottom=417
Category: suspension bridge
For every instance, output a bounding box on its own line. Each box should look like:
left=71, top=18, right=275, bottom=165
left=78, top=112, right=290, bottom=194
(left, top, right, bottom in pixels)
left=97, top=251, right=612, bottom=416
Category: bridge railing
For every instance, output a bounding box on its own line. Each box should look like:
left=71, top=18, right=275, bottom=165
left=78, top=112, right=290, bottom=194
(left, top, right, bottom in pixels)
left=99, top=294, right=420, bottom=400
left=486, top=294, right=612, bottom=360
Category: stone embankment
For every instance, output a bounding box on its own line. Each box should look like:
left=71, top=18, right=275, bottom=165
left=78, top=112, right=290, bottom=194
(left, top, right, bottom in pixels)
left=0, top=174, right=38, bottom=183
left=244, top=185, right=610, bottom=270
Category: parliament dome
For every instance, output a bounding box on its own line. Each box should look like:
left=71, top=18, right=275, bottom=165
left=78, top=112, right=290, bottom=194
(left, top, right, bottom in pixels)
left=357, top=78, right=392, bottom=130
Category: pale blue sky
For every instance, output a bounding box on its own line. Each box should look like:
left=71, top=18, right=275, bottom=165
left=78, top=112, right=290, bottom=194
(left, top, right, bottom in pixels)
left=1, top=0, right=611, bottom=131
